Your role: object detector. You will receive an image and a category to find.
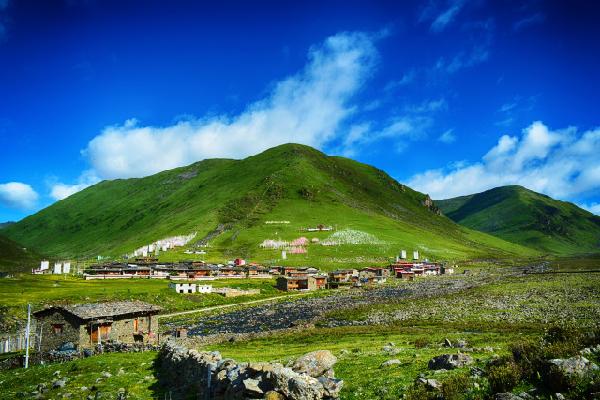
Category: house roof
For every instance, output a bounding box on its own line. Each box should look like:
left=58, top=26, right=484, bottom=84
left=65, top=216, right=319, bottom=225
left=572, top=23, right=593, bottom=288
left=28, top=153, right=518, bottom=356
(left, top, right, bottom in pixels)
left=34, top=301, right=162, bottom=321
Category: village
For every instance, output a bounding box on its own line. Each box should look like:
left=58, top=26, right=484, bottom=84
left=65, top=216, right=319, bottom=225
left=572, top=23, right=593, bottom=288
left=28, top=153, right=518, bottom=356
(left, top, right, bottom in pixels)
left=30, top=249, right=455, bottom=293
left=6, top=248, right=457, bottom=356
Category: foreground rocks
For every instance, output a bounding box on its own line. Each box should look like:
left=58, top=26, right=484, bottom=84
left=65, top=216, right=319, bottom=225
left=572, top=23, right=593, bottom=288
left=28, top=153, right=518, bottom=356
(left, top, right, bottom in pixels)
left=428, top=353, right=473, bottom=370
left=158, top=341, right=343, bottom=399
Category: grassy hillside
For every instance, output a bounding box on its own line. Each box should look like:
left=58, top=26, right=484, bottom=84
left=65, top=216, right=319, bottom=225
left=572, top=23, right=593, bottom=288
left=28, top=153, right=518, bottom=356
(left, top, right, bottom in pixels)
left=0, top=233, right=41, bottom=272
left=4, top=144, right=537, bottom=266
left=437, top=185, right=600, bottom=255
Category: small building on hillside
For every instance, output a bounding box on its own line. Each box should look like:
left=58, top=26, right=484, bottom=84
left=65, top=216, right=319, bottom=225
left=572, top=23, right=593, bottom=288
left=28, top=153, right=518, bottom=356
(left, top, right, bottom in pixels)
left=276, top=275, right=328, bottom=291
left=33, top=301, right=161, bottom=352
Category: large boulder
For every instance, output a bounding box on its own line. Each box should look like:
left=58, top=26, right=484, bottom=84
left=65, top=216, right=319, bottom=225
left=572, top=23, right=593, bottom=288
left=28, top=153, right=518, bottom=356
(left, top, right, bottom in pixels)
left=546, top=355, right=599, bottom=390
left=548, top=356, right=599, bottom=378
left=292, top=350, right=337, bottom=378
left=428, top=353, right=473, bottom=370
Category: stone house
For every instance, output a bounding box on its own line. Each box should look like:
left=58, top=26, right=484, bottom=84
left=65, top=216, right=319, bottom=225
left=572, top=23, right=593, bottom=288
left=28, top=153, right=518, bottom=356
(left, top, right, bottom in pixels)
left=276, top=275, right=327, bottom=291
left=33, top=301, right=161, bottom=352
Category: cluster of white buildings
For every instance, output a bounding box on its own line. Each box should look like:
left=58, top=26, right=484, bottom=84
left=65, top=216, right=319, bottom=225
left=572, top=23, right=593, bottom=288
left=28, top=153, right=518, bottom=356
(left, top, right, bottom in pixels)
left=131, top=233, right=197, bottom=257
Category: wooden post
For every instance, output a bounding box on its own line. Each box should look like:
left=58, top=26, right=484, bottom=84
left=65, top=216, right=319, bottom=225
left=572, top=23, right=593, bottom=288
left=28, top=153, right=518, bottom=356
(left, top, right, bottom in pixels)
left=24, top=304, right=31, bottom=368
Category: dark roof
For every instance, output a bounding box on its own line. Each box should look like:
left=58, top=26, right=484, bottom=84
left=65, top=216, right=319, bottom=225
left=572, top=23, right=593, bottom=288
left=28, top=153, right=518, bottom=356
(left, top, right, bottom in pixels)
left=34, top=301, right=162, bottom=320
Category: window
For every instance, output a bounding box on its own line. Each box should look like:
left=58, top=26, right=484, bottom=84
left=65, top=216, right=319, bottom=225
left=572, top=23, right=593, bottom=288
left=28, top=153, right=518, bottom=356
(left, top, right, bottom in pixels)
left=52, top=324, right=64, bottom=334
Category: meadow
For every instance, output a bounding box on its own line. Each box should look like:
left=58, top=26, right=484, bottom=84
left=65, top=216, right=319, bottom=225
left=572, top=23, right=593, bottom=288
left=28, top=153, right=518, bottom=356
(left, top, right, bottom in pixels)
left=0, top=274, right=290, bottom=332
left=1, top=261, right=598, bottom=399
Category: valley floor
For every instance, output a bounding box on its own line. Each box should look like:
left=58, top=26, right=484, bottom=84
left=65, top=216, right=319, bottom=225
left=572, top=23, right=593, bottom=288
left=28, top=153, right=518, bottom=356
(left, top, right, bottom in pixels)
left=0, top=259, right=599, bottom=399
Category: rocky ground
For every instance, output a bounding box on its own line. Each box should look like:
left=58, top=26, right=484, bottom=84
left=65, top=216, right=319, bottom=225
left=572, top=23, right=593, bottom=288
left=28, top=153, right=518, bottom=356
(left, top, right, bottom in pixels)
left=172, top=267, right=526, bottom=338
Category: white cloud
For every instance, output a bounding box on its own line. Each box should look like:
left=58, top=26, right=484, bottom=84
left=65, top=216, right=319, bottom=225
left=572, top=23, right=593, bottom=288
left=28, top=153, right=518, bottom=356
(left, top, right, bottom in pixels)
left=82, top=31, right=378, bottom=180
left=438, top=129, right=456, bottom=144
left=419, top=0, right=465, bottom=33
left=48, top=171, right=100, bottom=201
left=435, top=45, right=489, bottom=74
left=513, top=13, right=545, bottom=32
left=431, top=2, right=464, bottom=32
left=0, top=182, right=39, bottom=210
left=579, top=203, right=600, bottom=216
left=407, top=121, right=600, bottom=201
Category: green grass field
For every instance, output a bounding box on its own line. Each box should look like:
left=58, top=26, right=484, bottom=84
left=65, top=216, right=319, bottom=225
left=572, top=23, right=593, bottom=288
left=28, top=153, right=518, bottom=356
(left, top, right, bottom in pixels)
left=0, top=265, right=598, bottom=399
left=0, top=274, right=291, bottom=332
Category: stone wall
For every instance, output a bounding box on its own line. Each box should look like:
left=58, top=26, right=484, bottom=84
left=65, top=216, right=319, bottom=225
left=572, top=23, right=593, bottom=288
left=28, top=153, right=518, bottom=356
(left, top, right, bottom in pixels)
left=35, top=310, right=81, bottom=353
left=157, top=341, right=343, bottom=399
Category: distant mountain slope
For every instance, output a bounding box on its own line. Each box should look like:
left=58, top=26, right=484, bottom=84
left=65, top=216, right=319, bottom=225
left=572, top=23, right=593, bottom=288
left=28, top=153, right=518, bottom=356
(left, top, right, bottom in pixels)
left=0, top=222, right=15, bottom=229
left=437, top=185, right=600, bottom=255
left=0, top=233, right=41, bottom=272
left=3, top=144, right=536, bottom=266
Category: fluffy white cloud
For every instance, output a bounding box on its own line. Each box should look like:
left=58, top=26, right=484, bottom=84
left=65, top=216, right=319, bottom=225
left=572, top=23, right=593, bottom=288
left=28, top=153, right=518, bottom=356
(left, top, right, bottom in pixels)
left=83, top=31, right=378, bottom=180
left=408, top=121, right=600, bottom=201
left=0, top=182, right=39, bottom=210
left=438, top=129, right=456, bottom=144
left=49, top=171, right=100, bottom=201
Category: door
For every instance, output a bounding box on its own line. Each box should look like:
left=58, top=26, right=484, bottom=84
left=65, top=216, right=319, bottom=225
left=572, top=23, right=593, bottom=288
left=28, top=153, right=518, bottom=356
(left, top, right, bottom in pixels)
left=90, top=323, right=112, bottom=343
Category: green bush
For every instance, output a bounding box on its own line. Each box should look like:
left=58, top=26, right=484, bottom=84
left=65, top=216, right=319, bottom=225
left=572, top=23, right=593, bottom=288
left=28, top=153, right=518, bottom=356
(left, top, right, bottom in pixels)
left=487, top=360, right=521, bottom=393
left=441, top=373, right=472, bottom=400
left=511, top=340, right=544, bottom=381
left=414, top=337, right=431, bottom=349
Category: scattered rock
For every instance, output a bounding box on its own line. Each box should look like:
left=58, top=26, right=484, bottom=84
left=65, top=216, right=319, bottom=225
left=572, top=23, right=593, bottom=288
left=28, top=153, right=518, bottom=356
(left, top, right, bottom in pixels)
left=417, top=377, right=441, bottom=391
left=291, top=350, right=337, bottom=378
left=380, top=359, right=401, bottom=368
left=494, top=394, right=524, bottom=400
left=548, top=356, right=599, bottom=379
left=52, top=379, right=66, bottom=389
left=100, top=371, right=112, bottom=378
left=455, top=339, right=468, bottom=349
left=428, top=353, right=473, bottom=370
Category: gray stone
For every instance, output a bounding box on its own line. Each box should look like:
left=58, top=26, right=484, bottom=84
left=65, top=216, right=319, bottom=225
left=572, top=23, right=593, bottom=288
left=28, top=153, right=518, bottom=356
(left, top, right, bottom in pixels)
left=242, top=378, right=263, bottom=395
left=291, top=350, right=337, bottom=378
left=548, top=356, right=599, bottom=379
left=52, top=379, right=66, bottom=389
left=417, top=378, right=441, bottom=390
left=428, top=353, right=473, bottom=370
left=101, top=371, right=112, bottom=378
left=380, top=359, right=401, bottom=368
left=494, top=394, right=523, bottom=400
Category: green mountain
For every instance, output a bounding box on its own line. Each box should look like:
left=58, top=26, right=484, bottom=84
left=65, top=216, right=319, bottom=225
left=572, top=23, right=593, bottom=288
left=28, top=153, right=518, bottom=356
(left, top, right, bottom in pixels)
left=0, top=233, right=42, bottom=272
left=436, top=185, right=600, bottom=255
left=3, top=144, right=537, bottom=268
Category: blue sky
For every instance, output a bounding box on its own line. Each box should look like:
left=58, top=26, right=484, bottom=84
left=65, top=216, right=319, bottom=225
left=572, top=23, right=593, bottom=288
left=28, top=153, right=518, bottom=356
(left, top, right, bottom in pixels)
left=1, top=0, right=599, bottom=221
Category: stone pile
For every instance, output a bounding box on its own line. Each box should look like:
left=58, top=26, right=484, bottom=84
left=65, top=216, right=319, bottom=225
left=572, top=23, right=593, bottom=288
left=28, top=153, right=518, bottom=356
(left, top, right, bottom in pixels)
left=158, top=341, right=343, bottom=399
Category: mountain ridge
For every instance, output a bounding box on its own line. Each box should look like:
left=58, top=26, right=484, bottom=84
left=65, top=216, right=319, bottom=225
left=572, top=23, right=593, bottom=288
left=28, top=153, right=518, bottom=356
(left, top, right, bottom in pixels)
left=3, top=144, right=537, bottom=267
left=436, top=185, right=600, bottom=255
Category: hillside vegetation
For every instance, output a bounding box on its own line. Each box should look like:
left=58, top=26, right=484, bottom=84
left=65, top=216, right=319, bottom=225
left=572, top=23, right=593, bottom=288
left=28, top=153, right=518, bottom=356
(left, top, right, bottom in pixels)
left=437, top=185, right=600, bottom=255
left=0, top=233, right=41, bottom=272
left=3, top=144, right=536, bottom=267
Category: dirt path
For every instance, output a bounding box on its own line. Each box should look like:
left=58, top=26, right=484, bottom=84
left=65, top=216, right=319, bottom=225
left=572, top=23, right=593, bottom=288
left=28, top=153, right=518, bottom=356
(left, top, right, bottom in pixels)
left=157, top=291, right=312, bottom=319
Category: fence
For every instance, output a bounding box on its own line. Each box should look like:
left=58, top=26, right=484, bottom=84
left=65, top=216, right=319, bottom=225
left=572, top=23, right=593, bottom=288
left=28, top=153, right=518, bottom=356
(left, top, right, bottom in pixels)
left=0, top=329, right=41, bottom=354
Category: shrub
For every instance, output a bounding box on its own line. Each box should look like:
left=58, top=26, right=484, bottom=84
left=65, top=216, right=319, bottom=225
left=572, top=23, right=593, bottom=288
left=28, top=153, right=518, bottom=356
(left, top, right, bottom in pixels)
left=487, top=361, right=521, bottom=394
left=441, top=373, right=472, bottom=400
left=414, top=337, right=431, bottom=349
left=511, top=341, right=544, bottom=381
